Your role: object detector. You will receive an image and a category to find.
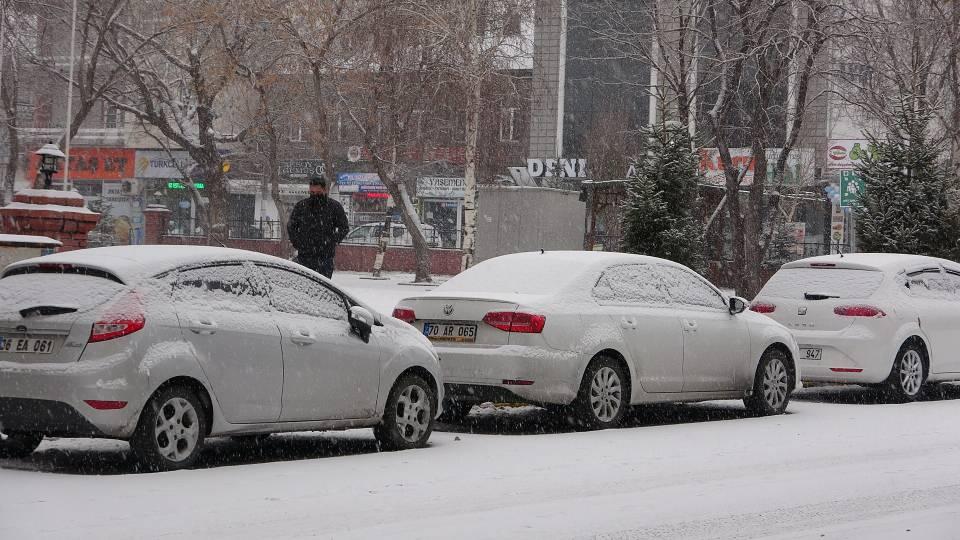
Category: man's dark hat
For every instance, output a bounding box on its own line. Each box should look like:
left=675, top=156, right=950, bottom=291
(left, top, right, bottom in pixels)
left=309, top=176, right=327, bottom=187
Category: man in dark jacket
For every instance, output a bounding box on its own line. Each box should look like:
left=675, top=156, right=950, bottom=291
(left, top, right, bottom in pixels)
left=287, top=176, right=350, bottom=278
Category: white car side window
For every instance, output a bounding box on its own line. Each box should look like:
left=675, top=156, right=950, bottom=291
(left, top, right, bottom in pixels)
left=660, top=266, right=727, bottom=310
left=258, top=266, right=348, bottom=320
left=171, top=264, right=269, bottom=313
left=907, top=270, right=960, bottom=300
left=593, top=264, right=672, bottom=305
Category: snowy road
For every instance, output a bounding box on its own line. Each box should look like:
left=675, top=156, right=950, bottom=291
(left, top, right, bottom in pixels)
left=2, top=273, right=960, bottom=539
left=3, top=386, right=960, bottom=539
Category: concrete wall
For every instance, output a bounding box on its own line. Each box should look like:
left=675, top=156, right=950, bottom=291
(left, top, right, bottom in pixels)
left=475, top=185, right=585, bottom=262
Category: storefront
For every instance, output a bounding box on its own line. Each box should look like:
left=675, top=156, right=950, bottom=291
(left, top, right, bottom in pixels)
left=335, top=172, right=391, bottom=227
left=133, top=150, right=201, bottom=237
left=416, top=177, right=464, bottom=248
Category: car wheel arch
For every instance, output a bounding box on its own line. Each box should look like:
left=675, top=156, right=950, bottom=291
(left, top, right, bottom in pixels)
left=146, top=376, right=215, bottom=437
left=756, top=343, right=796, bottom=389
left=583, top=349, right=633, bottom=402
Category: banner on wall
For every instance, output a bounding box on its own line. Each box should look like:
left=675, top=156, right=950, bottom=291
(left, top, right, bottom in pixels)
left=28, top=147, right=135, bottom=181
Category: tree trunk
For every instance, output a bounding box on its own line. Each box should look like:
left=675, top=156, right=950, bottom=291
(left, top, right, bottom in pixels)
left=460, top=80, right=481, bottom=271
left=0, top=53, right=18, bottom=205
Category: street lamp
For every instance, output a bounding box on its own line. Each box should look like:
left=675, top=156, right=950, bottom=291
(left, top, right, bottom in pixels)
left=35, top=141, right=66, bottom=189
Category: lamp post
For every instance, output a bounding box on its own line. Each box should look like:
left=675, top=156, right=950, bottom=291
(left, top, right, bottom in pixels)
left=35, top=141, right=66, bottom=189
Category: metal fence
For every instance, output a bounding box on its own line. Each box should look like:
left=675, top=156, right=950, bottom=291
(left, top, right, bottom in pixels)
left=166, top=217, right=284, bottom=240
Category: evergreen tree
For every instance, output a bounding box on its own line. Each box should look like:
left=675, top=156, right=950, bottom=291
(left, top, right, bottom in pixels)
left=854, top=106, right=960, bottom=259
left=621, top=123, right=705, bottom=271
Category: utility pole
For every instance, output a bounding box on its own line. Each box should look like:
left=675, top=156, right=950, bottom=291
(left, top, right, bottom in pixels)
left=63, top=0, right=78, bottom=191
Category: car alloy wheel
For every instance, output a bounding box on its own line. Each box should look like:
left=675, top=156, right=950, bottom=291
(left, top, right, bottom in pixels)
left=898, top=349, right=924, bottom=397
left=762, top=356, right=790, bottom=410
left=394, top=383, right=431, bottom=444
left=154, top=397, right=201, bottom=463
left=589, top=366, right=623, bottom=423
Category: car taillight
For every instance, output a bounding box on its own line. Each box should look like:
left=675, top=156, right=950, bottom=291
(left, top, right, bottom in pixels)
left=482, top=311, right=546, bottom=333
left=392, top=307, right=416, bottom=324
left=89, top=291, right=146, bottom=343
left=834, top=305, right=886, bottom=318
left=750, top=303, right=776, bottom=314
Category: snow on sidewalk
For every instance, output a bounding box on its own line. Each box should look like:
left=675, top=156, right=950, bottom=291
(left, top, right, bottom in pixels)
left=2, top=391, right=960, bottom=539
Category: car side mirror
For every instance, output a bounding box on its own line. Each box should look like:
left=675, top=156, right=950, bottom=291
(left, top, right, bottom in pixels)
left=729, top=296, right=748, bottom=315
left=349, top=305, right=374, bottom=343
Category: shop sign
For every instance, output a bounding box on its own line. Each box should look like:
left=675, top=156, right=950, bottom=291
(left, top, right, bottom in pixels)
left=167, top=181, right=205, bottom=190
left=688, top=148, right=815, bottom=186
left=827, top=139, right=875, bottom=170
left=840, top=170, right=865, bottom=208
left=417, top=177, right=465, bottom=198
left=527, top=158, right=587, bottom=178
left=279, top=159, right=325, bottom=180
left=134, top=150, right=194, bottom=179
left=29, top=147, right=135, bottom=181
left=227, top=179, right=262, bottom=195
left=830, top=204, right=846, bottom=248
left=336, top=172, right=387, bottom=193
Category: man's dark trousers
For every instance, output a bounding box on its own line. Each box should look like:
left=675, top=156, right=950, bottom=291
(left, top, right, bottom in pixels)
left=296, top=255, right=335, bottom=279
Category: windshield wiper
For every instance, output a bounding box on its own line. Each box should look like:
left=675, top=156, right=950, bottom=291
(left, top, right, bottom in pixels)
left=19, top=305, right=79, bottom=318
left=803, top=292, right=840, bottom=301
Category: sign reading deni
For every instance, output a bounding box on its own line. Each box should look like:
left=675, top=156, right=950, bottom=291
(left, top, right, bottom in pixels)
left=527, top=158, right=588, bottom=178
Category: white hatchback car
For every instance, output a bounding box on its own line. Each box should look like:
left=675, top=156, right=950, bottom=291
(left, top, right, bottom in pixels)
left=393, top=251, right=800, bottom=428
left=0, top=246, right=443, bottom=470
left=753, top=253, right=960, bottom=401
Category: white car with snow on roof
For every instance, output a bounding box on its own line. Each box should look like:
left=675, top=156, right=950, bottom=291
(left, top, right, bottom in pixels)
left=752, top=253, right=960, bottom=401
left=0, top=246, right=443, bottom=471
left=393, top=251, right=800, bottom=428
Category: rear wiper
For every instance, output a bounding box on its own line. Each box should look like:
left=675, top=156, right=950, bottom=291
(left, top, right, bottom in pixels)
left=803, top=292, right=840, bottom=301
left=19, top=305, right=79, bottom=318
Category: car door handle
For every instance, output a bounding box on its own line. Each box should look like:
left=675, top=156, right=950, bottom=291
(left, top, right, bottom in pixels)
left=620, top=317, right=638, bottom=330
left=291, top=331, right=316, bottom=345
left=189, top=319, right=218, bottom=335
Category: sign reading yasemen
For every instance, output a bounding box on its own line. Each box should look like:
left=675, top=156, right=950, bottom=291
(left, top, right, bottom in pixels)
left=417, top=177, right=465, bottom=198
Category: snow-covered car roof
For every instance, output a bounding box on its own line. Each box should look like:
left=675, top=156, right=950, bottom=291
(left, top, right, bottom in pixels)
left=782, top=253, right=960, bottom=274
left=413, top=250, right=691, bottom=303
left=3, top=245, right=290, bottom=284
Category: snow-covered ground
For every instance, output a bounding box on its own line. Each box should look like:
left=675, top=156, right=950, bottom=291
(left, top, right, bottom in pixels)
left=2, top=274, right=960, bottom=539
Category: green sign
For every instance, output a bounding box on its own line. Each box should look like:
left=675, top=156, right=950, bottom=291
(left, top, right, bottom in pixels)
left=840, top=170, right=864, bottom=208
left=167, top=181, right=205, bottom=190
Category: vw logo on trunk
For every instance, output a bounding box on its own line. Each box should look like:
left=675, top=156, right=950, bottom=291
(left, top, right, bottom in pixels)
left=442, top=304, right=455, bottom=316
left=15, top=325, right=27, bottom=333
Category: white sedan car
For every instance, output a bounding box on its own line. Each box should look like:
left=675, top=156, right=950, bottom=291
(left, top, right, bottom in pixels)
left=753, top=253, right=960, bottom=401
left=0, top=246, right=443, bottom=471
left=393, top=251, right=800, bottom=428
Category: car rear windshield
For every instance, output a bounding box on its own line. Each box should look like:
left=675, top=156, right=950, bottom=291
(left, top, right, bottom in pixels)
left=0, top=273, right=124, bottom=318
left=441, top=259, right=578, bottom=295
left=759, top=268, right=885, bottom=300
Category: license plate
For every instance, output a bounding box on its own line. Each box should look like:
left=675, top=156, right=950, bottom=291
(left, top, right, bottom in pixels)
left=423, top=322, right=477, bottom=343
left=800, top=347, right=822, bottom=361
left=0, top=336, right=56, bottom=354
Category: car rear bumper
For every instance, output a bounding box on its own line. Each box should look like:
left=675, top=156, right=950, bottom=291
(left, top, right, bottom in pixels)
left=0, top=357, right=146, bottom=439
left=791, top=327, right=894, bottom=384
left=436, top=344, right=582, bottom=406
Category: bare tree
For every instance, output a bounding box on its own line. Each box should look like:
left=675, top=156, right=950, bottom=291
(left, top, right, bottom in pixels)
left=103, top=0, right=272, bottom=244
left=335, top=0, right=447, bottom=283
left=835, top=0, right=960, bottom=177
left=416, top=0, right=533, bottom=271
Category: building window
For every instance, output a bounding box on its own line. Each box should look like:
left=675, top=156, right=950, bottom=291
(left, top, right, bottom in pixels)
left=16, top=101, right=34, bottom=128
left=289, top=121, right=304, bottom=142
left=499, top=107, right=519, bottom=142
left=103, top=104, right=124, bottom=129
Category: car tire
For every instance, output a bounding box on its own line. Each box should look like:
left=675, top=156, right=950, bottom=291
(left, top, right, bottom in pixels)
left=374, top=374, right=436, bottom=451
left=0, top=430, right=43, bottom=459
left=130, top=385, right=208, bottom=472
left=437, top=399, right=473, bottom=424
left=571, top=356, right=628, bottom=430
left=884, top=342, right=926, bottom=403
left=745, top=348, right=792, bottom=416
